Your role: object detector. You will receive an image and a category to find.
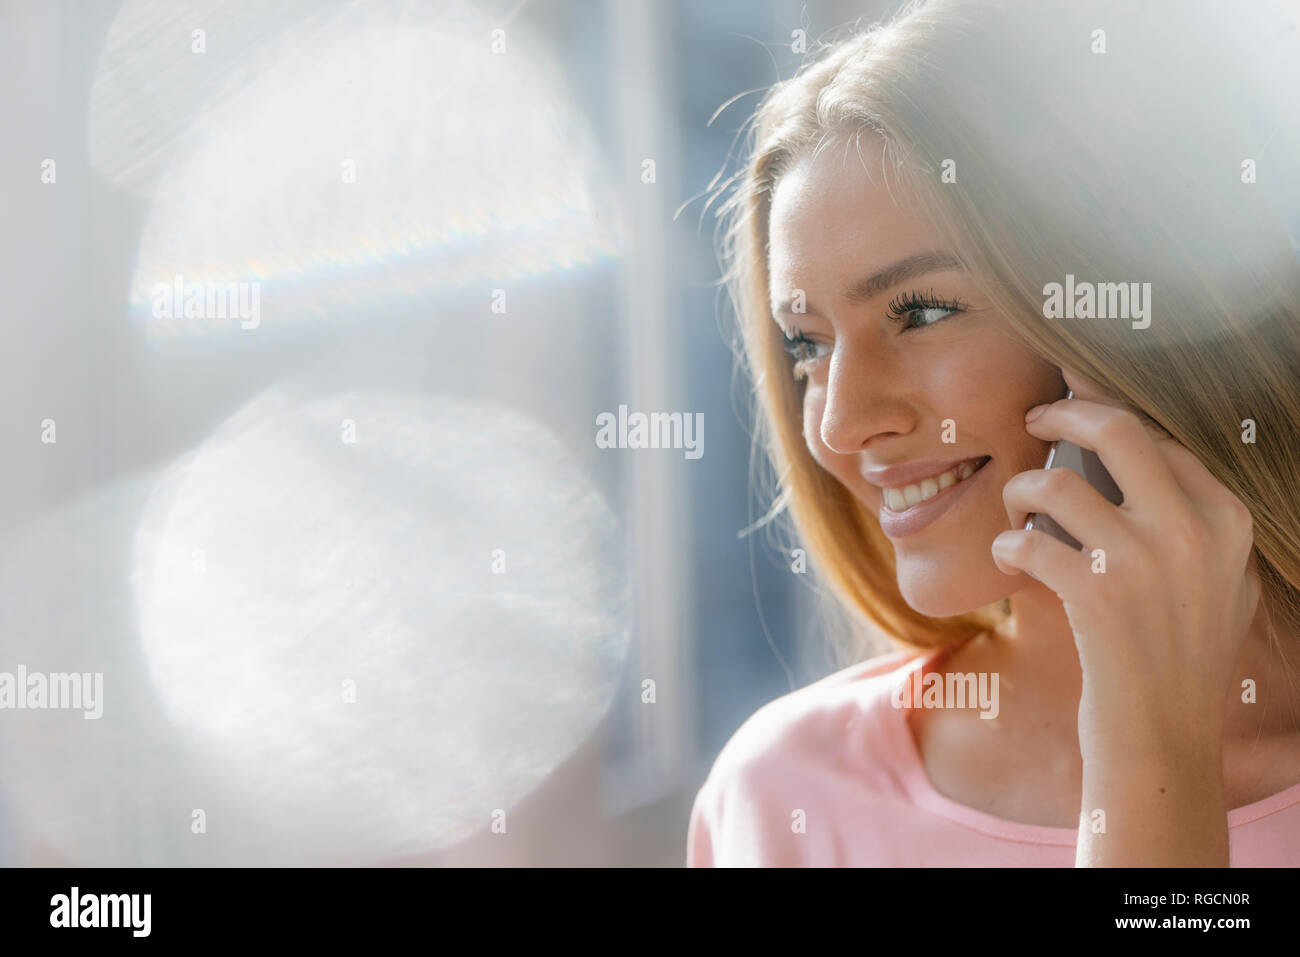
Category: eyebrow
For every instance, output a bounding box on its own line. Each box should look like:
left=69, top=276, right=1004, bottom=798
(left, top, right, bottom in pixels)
left=771, top=250, right=966, bottom=317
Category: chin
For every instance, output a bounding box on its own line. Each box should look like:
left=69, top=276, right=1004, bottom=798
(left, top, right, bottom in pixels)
left=895, top=558, right=1019, bottom=619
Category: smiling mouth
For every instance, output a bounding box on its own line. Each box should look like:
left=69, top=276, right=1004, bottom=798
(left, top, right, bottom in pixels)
left=881, top=456, right=991, bottom=512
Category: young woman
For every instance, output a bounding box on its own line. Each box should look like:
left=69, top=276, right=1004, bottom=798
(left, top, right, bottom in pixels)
left=689, top=0, right=1300, bottom=866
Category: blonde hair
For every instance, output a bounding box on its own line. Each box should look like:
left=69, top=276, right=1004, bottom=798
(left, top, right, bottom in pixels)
left=715, top=0, right=1300, bottom=667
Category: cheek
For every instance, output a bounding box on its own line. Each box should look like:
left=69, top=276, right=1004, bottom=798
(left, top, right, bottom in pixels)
left=911, top=337, right=1021, bottom=419
left=981, top=328, right=1065, bottom=409
left=915, top=351, right=984, bottom=402
left=916, top=336, right=1059, bottom=450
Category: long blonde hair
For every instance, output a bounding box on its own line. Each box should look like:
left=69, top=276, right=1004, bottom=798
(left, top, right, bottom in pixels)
left=715, top=0, right=1300, bottom=667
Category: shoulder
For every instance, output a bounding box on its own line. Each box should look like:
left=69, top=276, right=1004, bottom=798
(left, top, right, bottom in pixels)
left=707, top=647, right=918, bottom=775
left=686, top=647, right=927, bottom=866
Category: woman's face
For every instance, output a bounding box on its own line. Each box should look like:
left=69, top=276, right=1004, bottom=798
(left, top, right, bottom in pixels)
left=767, top=143, right=1064, bottom=617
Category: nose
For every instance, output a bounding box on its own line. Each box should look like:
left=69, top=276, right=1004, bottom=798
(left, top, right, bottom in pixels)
left=817, top=340, right=915, bottom=453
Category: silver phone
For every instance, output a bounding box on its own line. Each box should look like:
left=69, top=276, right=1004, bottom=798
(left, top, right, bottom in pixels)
left=1024, top=390, right=1123, bottom=550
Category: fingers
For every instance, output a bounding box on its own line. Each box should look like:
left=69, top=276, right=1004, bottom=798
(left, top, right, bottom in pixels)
left=1024, top=398, right=1183, bottom=508
left=1062, top=368, right=1252, bottom=525
left=990, top=528, right=1092, bottom=601
left=1002, top=465, right=1130, bottom=549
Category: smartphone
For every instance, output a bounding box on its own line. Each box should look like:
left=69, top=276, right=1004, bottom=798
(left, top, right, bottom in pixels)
left=1023, top=390, right=1123, bottom=550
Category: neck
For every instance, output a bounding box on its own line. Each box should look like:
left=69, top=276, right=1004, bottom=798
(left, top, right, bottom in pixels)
left=994, top=578, right=1300, bottom=744
left=995, top=578, right=1082, bottom=704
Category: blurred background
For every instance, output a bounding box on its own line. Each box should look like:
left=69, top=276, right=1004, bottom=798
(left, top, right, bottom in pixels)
left=0, top=0, right=899, bottom=866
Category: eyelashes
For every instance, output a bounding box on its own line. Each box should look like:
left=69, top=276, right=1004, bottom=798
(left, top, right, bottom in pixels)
left=781, top=330, right=828, bottom=369
left=884, top=287, right=969, bottom=329
left=780, top=287, right=970, bottom=378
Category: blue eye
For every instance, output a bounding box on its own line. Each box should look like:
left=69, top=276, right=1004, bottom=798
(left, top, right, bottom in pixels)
left=886, top=288, right=968, bottom=329
left=781, top=331, right=830, bottom=364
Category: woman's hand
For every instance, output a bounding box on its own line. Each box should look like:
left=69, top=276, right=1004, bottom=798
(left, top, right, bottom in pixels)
left=990, top=369, right=1260, bottom=866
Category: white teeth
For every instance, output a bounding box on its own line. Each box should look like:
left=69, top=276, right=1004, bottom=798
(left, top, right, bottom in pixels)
left=883, top=459, right=984, bottom=512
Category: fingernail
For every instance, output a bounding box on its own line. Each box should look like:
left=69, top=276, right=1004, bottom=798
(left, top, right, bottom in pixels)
left=1025, top=404, right=1048, bottom=423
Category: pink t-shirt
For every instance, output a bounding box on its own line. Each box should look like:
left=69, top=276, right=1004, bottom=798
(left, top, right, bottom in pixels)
left=687, top=645, right=1300, bottom=866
